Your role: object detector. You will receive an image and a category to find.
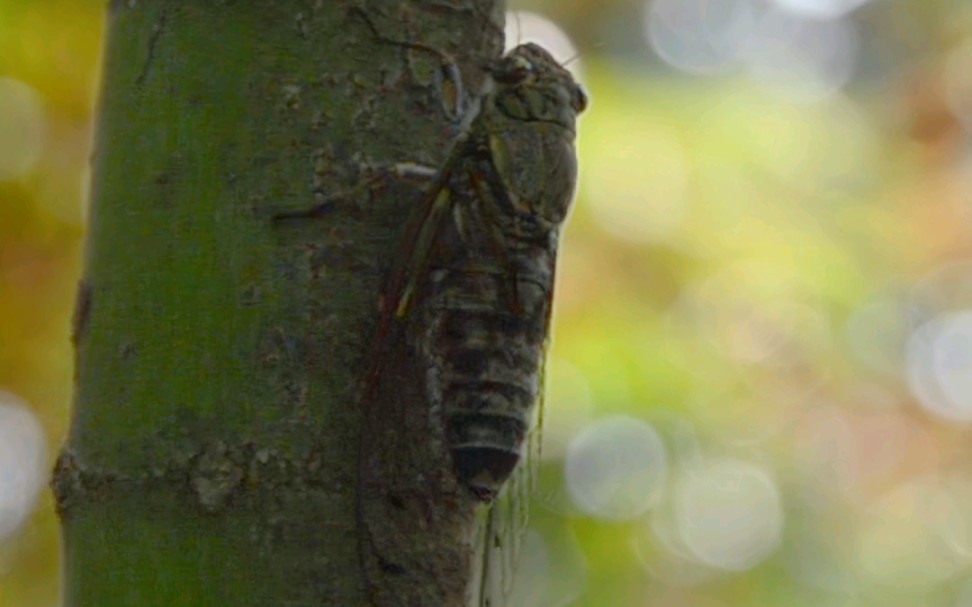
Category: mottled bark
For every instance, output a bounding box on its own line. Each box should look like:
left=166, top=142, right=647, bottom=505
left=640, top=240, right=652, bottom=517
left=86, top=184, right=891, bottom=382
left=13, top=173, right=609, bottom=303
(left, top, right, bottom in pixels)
left=55, top=1, right=503, bottom=605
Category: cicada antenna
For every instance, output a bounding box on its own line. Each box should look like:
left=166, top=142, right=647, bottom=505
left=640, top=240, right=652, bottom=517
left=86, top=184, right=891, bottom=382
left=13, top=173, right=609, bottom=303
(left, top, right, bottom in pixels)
left=561, top=52, right=581, bottom=68
left=515, top=10, right=522, bottom=47
left=502, top=10, right=524, bottom=53
left=560, top=42, right=601, bottom=69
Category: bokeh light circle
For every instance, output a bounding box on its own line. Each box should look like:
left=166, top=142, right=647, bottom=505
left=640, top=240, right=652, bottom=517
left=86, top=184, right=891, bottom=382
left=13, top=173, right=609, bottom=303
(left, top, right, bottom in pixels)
left=0, top=392, right=47, bottom=540
left=906, top=311, right=972, bottom=421
left=742, top=8, right=860, bottom=102
left=565, top=415, right=668, bottom=521
left=673, top=459, right=784, bottom=571
left=508, top=529, right=587, bottom=607
left=772, top=0, right=877, bottom=19
left=646, top=0, right=759, bottom=75
left=0, top=77, right=46, bottom=180
left=505, top=11, right=583, bottom=80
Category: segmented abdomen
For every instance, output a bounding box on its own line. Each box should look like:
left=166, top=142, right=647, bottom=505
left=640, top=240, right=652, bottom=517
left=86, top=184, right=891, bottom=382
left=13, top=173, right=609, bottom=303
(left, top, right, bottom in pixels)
left=417, top=253, right=553, bottom=500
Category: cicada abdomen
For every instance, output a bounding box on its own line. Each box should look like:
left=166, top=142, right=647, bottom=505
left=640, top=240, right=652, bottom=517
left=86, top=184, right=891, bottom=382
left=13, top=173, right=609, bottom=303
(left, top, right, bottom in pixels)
left=391, top=42, right=588, bottom=500
left=415, top=218, right=555, bottom=500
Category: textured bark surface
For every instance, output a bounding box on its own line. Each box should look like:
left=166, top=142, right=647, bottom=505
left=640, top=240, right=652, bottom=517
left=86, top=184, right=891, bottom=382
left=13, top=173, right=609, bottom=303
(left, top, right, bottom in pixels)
left=56, top=1, right=503, bottom=605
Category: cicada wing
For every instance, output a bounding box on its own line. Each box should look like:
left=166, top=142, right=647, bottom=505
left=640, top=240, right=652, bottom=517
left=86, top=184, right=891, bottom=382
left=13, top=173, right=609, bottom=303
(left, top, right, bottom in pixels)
left=387, top=179, right=455, bottom=319
left=357, top=157, right=481, bottom=606
left=364, top=155, right=465, bottom=397
left=470, top=375, right=545, bottom=607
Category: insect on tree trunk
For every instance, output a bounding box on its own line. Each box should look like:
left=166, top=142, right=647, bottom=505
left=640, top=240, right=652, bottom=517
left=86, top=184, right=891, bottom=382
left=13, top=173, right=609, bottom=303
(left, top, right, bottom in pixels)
left=53, top=2, right=504, bottom=606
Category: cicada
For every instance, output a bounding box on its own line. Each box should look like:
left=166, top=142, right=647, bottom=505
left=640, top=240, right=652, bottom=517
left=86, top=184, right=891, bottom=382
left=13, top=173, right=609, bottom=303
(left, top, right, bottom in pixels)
left=267, top=13, right=586, bottom=601
left=374, top=42, right=588, bottom=500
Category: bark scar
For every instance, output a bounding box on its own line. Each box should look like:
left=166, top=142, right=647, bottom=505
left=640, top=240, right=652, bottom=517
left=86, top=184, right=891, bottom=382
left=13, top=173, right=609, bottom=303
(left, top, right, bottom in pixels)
left=71, top=280, right=92, bottom=348
left=136, top=6, right=168, bottom=86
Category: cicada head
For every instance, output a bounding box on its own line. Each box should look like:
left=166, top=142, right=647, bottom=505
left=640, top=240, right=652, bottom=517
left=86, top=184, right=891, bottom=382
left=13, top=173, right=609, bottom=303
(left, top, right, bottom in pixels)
left=488, top=43, right=588, bottom=135
left=484, top=43, right=587, bottom=229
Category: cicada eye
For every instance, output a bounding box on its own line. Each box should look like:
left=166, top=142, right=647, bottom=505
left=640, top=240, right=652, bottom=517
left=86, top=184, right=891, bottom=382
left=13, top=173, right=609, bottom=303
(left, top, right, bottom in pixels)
left=492, top=54, right=533, bottom=84
left=572, top=86, right=588, bottom=113
left=512, top=55, right=532, bottom=73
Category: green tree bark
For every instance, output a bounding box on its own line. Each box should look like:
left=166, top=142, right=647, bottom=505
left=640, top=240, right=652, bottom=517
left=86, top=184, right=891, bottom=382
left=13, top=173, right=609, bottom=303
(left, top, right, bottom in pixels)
left=54, top=2, right=504, bottom=605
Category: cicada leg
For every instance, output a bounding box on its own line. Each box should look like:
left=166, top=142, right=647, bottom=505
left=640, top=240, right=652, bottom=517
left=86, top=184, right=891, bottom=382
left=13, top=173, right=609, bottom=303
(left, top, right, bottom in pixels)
left=268, top=162, right=439, bottom=224
left=347, top=6, right=468, bottom=121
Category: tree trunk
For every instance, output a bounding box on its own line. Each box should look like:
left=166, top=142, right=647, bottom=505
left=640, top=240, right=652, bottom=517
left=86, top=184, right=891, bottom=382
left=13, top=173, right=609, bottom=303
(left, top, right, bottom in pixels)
left=54, top=2, right=504, bottom=605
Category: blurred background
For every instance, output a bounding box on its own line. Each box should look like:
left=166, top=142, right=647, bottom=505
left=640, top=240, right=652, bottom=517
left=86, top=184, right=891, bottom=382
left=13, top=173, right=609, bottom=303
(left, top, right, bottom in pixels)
left=4, top=0, right=972, bottom=605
